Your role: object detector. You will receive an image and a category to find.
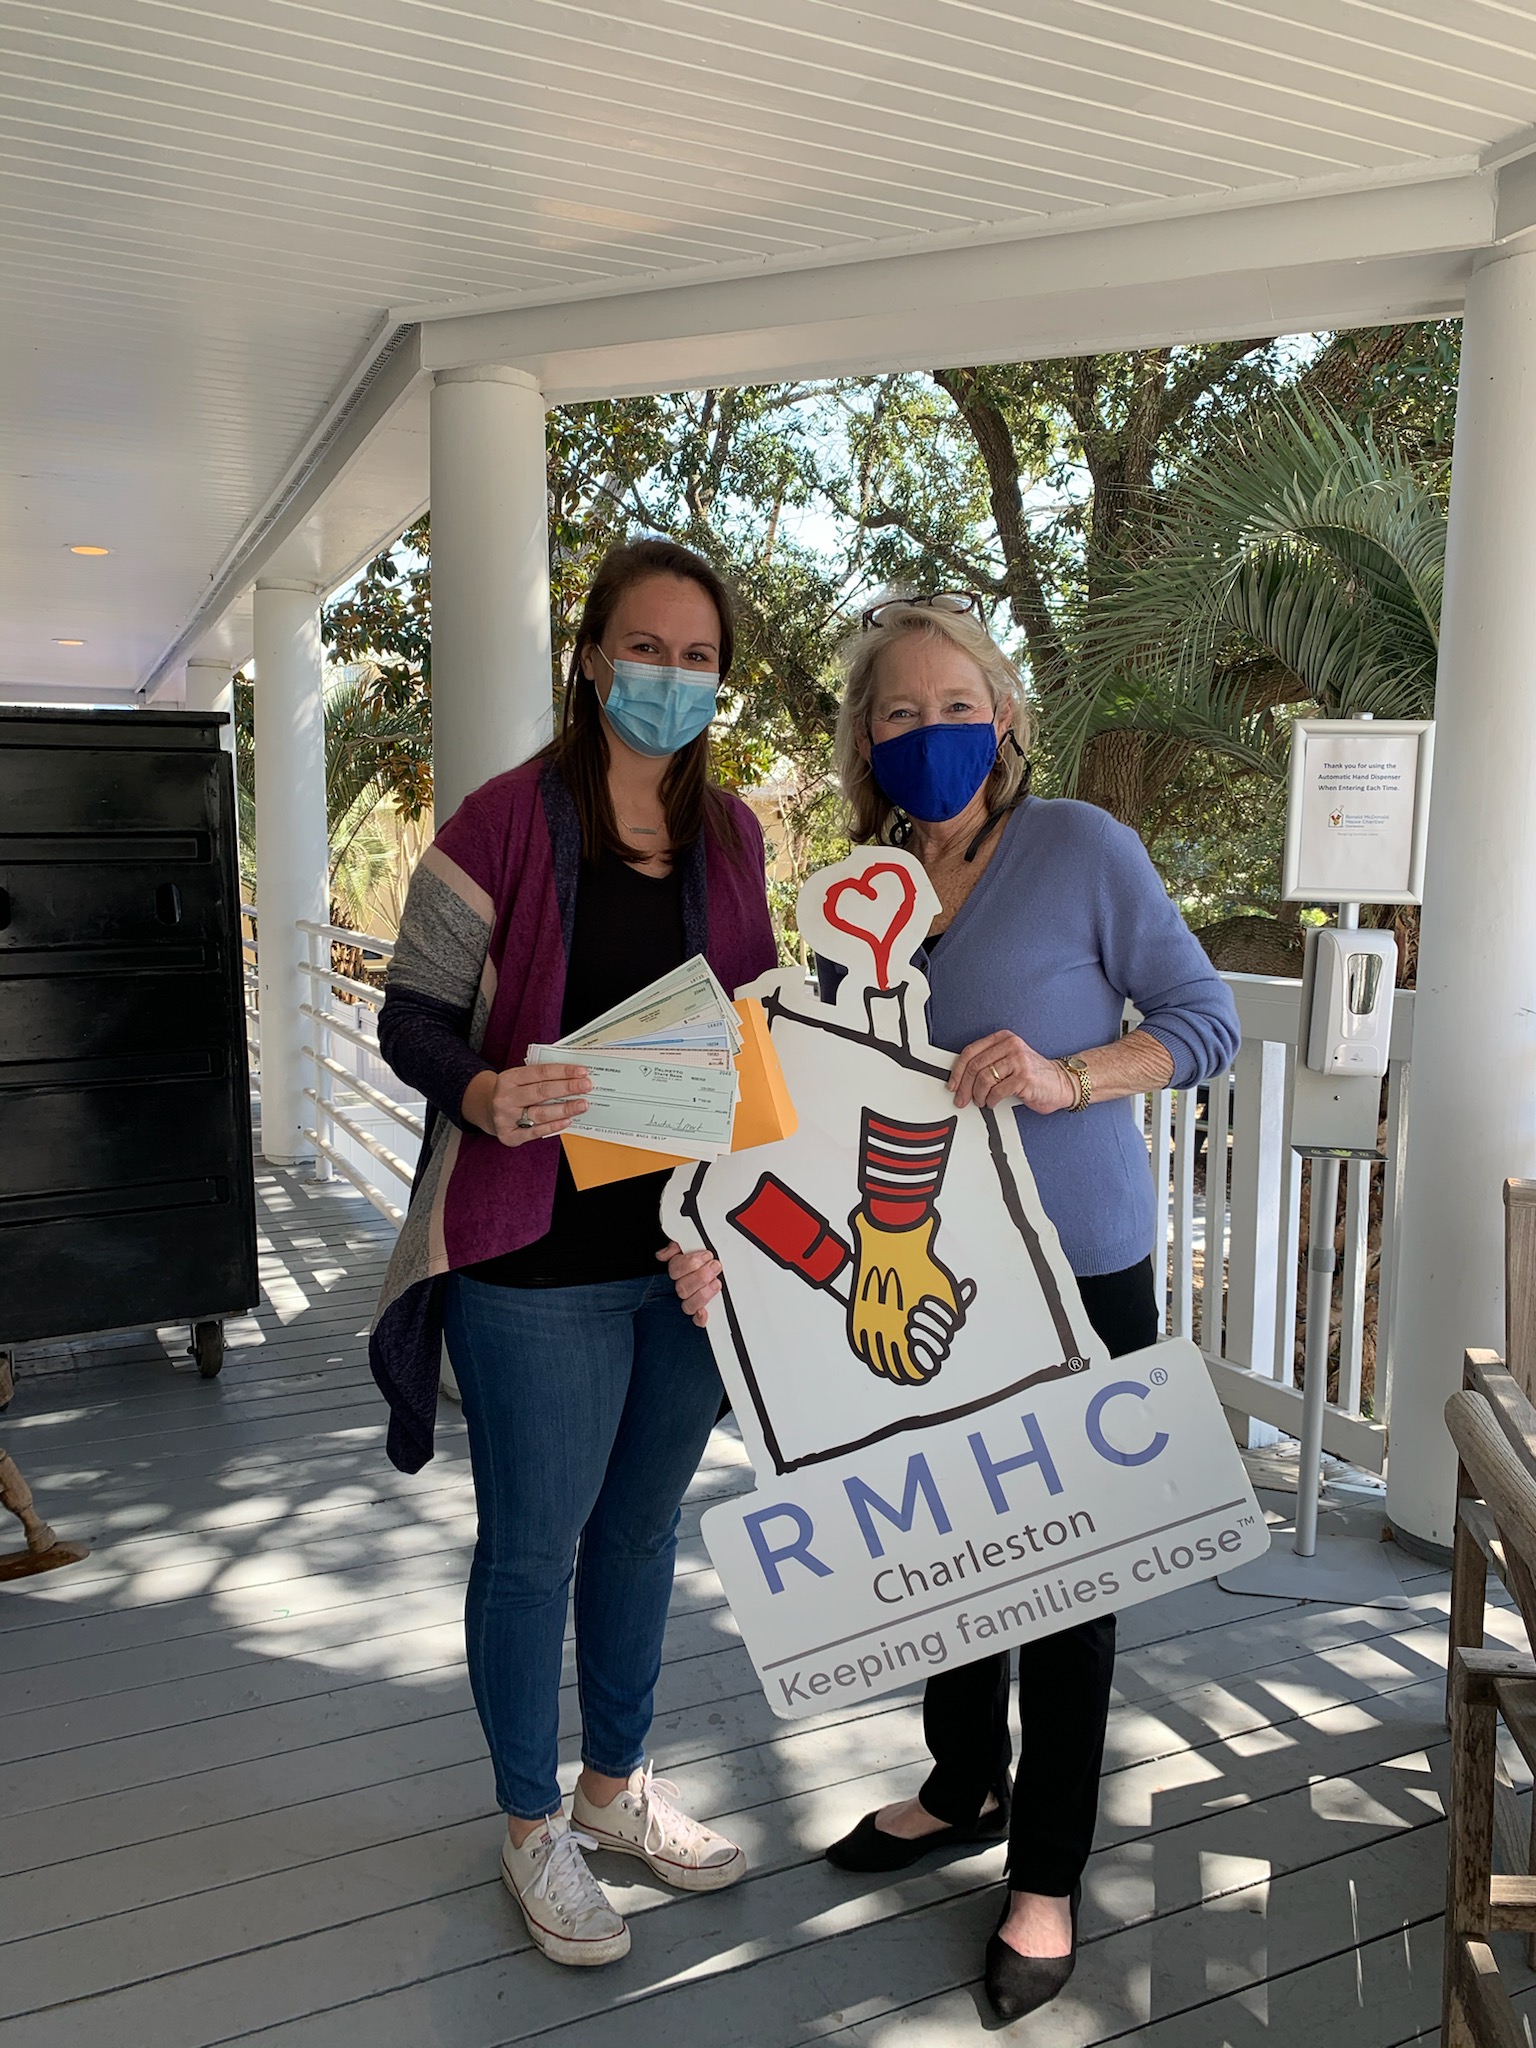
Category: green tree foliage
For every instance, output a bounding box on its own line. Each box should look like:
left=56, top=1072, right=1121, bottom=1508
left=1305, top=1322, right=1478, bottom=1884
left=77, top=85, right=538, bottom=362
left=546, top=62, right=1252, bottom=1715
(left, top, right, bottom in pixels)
left=321, top=518, right=432, bottom=818
left=1067, top=403, right=1444, bottom=774
left=1068, top=396, right=1448, bottom=967
left=314, top=320, right=1460, bottom=950
left=833, top=344, right=1298, bottom=825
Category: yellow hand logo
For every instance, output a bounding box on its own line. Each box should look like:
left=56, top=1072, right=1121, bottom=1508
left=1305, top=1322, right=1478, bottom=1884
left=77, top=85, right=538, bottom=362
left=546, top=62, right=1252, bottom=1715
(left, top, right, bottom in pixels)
left=846, top=1209, right=976, bottom=1385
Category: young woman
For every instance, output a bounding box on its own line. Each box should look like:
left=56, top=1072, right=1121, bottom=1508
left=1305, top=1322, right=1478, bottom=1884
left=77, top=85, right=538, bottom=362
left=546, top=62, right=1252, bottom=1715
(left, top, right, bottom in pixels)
left=666, top=594, right=1239, bottom=2021
left=370, top=539, right=777, bottom=1968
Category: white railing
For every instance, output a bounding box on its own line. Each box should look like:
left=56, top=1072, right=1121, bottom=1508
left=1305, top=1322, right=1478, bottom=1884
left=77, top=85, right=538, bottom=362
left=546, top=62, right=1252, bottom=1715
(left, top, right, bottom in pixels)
left=1141, top=974, right=1414, bottom=1473
left=241, top=931, right=1413, bottom=1464
left=296, top=919, right=424, bottom=1227
left=242, top=912, right=424, bottom=1227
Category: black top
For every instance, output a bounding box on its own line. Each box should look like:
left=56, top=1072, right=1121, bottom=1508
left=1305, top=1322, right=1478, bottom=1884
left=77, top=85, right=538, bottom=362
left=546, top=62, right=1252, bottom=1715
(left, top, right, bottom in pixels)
left=465, top=850, right=687, bottom=1287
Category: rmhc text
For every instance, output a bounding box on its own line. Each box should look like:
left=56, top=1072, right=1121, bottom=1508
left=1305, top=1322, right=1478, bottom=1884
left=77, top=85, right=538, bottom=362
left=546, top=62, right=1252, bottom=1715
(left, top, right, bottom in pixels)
left=743, top=1381, right=1169, bottom=1596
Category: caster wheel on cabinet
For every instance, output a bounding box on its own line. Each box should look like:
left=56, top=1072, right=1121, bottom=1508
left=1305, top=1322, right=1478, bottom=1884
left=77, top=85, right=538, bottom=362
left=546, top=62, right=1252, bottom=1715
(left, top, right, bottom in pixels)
left=191, top=1321, right=224, bottom=1379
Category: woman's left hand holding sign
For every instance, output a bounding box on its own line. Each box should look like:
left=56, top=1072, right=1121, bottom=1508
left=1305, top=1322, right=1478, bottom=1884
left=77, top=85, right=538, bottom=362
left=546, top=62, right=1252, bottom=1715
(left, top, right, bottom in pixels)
left=460, top=1065, right=592, bottom=1147
left=659, top=1242, right=722, bottom=1327
left=949, top=1031, right=1074, bottom=1113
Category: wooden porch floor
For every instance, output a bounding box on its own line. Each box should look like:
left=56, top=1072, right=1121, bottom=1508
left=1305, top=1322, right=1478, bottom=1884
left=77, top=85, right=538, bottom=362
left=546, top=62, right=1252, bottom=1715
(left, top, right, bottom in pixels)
left=2, top=1169, right=1531, bottom=2047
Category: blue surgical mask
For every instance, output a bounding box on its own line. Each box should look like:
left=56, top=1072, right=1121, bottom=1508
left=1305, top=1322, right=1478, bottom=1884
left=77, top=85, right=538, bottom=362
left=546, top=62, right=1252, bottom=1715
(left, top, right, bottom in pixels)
left=598, top=655, right=719, bottom=759
left=869, top=721, right=999, bottom=823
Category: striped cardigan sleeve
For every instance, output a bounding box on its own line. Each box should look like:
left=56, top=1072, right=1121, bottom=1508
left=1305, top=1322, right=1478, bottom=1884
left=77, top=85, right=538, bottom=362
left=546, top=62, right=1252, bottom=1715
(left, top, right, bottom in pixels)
left=369, top=771, right=546, bottom=1475
left=379, top=815, right=503, bottom=1123
left=376, top=986, right=490, bottom=1132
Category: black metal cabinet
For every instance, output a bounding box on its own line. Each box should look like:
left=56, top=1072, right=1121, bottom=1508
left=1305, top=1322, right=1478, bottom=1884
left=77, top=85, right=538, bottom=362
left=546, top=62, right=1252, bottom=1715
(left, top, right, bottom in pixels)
left=0, top=708, right=258, bottom=1372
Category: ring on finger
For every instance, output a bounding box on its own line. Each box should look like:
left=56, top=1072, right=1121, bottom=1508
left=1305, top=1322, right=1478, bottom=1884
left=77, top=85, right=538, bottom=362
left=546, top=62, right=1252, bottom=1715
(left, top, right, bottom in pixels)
left=516, top=1108, right=535, bottom=1130
left=988, top=1062, right=1005, bottom=1084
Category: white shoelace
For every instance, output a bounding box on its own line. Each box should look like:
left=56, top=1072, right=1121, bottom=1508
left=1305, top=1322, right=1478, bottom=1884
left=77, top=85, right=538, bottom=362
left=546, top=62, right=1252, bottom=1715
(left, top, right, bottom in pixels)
left=635, top=1762, right=722, bottom=1861
left=528, top=1827, right=606, bottom=1919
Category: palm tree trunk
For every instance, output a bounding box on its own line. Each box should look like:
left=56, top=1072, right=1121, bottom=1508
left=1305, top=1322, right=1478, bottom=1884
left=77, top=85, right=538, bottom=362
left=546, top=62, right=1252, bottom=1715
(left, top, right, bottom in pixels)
left=1075, top=729, right=1149, bottom=826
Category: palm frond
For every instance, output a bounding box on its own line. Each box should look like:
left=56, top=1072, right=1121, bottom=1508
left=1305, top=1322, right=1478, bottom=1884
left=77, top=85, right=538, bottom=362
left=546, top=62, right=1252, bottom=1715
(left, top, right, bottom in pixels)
left=1063, top=397, right=1446, bottom=790
left=235, top=674, right=429, bottom=900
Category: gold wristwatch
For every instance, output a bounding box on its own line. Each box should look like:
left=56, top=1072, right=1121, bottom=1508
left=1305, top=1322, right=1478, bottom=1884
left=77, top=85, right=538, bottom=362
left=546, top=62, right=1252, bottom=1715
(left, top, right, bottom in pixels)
left=1056, top=1054, right=1092, bottom=1112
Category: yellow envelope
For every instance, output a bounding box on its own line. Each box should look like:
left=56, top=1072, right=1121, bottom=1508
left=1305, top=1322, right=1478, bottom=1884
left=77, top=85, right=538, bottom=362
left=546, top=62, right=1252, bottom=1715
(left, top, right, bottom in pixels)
left=562, top=997, right=797, bottom=1191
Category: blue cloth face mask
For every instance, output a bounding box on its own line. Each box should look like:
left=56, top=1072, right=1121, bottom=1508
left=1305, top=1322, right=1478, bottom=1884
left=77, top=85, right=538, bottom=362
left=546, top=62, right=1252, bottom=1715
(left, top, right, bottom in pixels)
left=598, top=655, right=719, bottom=759
left=868, top=720, right=999, bottom=822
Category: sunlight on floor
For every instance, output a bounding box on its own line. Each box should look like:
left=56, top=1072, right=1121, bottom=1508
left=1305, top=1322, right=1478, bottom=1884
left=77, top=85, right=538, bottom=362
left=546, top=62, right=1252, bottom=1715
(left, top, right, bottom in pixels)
left=4, top=1169, right=1534, bottom=2045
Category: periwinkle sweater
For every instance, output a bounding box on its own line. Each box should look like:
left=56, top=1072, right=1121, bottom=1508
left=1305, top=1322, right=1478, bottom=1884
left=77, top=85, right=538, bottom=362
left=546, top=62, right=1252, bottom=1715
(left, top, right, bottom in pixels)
left=826, top=797, right=1240, bottom=1278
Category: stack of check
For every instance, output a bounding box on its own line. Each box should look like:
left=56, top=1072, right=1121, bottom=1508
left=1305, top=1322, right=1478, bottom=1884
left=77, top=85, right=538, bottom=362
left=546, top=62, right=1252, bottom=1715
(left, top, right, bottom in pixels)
left=528, top=955, right=744, bottom=1160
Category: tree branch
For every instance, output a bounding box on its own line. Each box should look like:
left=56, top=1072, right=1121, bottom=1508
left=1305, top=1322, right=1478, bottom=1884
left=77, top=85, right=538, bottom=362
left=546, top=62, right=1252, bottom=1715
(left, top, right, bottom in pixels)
left=932, top=368, right=1069, bottom=693
left=1159, top=338, right=1272, bottom=432
left=832, top=496, right=1004, bottom=598
left=1103, top=350, right=1173, bottom=561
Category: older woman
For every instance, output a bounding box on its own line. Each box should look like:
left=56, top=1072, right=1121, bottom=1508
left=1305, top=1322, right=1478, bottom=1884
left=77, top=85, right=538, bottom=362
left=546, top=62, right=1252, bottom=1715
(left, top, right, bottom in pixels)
left=370, top=539, right=777, bottom=1970
left=670, top=591, right=1239, bottom=2021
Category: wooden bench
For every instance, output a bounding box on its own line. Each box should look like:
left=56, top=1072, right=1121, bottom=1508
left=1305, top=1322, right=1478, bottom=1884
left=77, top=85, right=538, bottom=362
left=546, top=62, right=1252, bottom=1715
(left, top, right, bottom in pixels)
left=1444, top=1382, right=1536, bottom=2043
left=1448, top=1182, right=1536, bottom=1961
left=1450, top=1183, right=1536, bottom=1674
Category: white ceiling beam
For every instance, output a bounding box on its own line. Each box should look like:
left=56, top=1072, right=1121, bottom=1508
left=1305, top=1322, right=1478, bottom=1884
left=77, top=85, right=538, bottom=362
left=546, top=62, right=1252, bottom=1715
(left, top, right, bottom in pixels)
left=418, top=174, right=1494, bottom=397
left=146, top=166, right=1503, bottom=695
left=1496, top=153, right=1536, bottom=246
left=418, top=250, right=1471, bottom=406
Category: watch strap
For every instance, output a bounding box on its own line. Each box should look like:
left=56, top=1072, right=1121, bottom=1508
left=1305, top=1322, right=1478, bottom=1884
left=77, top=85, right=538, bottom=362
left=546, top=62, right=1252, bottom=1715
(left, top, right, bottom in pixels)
left=1056, top=1055, right=1092, bottom=1111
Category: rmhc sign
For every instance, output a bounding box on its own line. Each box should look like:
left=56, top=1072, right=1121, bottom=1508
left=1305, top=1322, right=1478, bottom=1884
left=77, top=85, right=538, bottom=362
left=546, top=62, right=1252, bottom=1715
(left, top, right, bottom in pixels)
left=700, top=1335, right=1260, bottom=1716
left=663, top=849, right=1268, bottom=1721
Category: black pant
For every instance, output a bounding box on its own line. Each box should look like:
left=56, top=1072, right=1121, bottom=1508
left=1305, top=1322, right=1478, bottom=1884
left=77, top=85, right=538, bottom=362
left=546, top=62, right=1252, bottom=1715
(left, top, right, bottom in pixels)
left=916, top=1257, right=1160, bottom=1897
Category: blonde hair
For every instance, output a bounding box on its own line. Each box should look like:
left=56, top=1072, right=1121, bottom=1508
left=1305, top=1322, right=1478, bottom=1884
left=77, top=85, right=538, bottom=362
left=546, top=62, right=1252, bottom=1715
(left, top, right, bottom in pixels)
left=833, top=602, right=1035, bottom=844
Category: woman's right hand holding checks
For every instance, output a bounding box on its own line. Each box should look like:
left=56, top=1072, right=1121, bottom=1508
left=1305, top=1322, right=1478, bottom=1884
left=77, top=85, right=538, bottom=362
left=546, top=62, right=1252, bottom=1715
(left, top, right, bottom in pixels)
left=460, top=1064, right=592, bottom=1148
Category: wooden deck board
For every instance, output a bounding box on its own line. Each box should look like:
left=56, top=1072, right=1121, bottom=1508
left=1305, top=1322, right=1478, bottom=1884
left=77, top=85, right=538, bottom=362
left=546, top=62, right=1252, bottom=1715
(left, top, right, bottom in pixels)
left=0, top=1587, right=1472, bottom=1825
left=0, top=1169, right=1492, bottom=2044
left=0, top=1741, right=1468, bottom=2048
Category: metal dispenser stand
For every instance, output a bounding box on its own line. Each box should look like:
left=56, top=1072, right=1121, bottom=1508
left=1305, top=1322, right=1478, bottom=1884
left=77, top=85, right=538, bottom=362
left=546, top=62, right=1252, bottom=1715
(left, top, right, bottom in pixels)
left=1220, top=714, right=1434, bottom=1611
left=1219, top=905, right=1408, bottom=1608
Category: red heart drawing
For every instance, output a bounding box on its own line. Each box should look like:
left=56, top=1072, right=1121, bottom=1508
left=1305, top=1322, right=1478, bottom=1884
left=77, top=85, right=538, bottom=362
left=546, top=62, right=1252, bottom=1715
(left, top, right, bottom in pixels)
left=822, top=863, right=918, bottom=990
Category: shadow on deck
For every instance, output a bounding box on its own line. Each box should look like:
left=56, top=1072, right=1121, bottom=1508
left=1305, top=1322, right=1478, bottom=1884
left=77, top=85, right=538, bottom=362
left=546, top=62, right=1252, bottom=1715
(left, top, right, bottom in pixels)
left=0, top=1169, right=1530, bottom=2046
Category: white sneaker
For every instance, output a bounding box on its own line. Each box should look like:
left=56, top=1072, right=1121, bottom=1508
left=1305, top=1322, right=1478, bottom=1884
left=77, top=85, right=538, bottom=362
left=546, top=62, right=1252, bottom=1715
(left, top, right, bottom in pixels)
left=500, top=1812, right=630, bottom=1966
left=573, top=1763, right=747, bottom=1893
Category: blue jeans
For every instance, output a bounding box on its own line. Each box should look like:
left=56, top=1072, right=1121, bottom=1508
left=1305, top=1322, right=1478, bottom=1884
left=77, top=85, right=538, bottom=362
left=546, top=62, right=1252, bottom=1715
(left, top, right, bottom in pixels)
left=443, top=1272, right=725, bottom=1820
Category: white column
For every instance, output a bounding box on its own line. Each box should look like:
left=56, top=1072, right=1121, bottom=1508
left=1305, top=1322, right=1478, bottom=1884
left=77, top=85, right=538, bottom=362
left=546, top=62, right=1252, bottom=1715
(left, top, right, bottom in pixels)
left=429, top=366, right=552, bottom=818
left=184, top=657, right=236, bottom=757
left=252, top=579, right=328, bottom=1169
left=1386, top=242, right=1536, bottom=1553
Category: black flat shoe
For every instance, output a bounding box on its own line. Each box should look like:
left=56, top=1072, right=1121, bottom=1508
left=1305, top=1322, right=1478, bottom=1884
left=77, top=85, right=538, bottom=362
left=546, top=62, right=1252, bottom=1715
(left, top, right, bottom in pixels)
left=983, top=1881, right=1081, bottom=2024
left=824, top=1798, right=1011, bottom=1872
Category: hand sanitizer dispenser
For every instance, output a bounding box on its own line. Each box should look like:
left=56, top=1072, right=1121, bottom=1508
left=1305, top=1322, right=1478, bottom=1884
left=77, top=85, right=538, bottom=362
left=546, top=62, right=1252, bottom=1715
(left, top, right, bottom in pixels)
left=1305, top=929, right=1398, bottom=1079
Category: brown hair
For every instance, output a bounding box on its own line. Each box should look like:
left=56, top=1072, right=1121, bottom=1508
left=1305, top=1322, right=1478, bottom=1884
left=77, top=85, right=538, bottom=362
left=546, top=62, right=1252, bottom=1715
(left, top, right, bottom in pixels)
left=833, top=602, right=1034, bottom=844
left=549, top=537, right=739, bottom=863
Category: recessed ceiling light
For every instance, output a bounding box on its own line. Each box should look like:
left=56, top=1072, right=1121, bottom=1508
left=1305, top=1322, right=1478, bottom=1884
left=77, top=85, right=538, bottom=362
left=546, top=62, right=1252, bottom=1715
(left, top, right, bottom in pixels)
left=54, top=637, right=86, bottom=646
left=68, top=544, right=110, bottom=556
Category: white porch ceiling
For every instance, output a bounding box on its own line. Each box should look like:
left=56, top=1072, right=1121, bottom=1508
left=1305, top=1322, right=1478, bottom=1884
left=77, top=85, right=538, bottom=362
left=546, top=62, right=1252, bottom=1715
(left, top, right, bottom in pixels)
left=4, top=0, right=1536, bottom=702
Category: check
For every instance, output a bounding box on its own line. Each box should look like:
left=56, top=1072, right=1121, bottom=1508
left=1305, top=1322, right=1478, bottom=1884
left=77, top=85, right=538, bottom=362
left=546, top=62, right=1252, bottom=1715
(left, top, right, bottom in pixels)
left=528, top=1047, right=738, bottom=1110
left=566, top=959, right=742, bottom=1054
left=532, top=955, right=744, bottom=1158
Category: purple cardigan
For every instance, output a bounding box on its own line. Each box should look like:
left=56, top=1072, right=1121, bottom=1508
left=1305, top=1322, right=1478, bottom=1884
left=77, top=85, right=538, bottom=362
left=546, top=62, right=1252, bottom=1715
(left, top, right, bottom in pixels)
left=369, top=758, right=778, bottom=1471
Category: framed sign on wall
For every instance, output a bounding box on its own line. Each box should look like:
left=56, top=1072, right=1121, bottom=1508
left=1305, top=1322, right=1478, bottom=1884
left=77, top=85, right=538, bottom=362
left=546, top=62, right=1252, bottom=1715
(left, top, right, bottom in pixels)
left=1282, top=718, right=1435, bottom=905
